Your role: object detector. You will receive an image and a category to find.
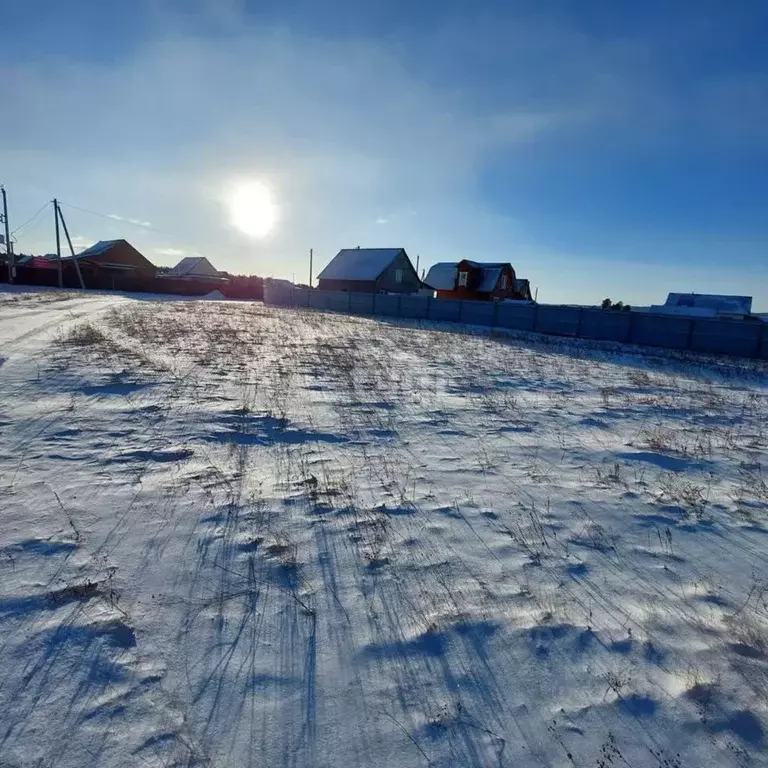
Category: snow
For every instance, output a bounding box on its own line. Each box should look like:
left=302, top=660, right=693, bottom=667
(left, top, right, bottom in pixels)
left=72, top=239, right=122, bottom=259
left=477, top=267, right=503, bottom=292
left=1, top=287, right=768, bottom=767
left=651, top=294, right=754, bottom=316
left=171, top=256, right=220, bottom=277
left=424, top=263, right=509, bottom=292
left=317, top=248, right=404, bottom=281
left=424, top=263, right=458, bottom=290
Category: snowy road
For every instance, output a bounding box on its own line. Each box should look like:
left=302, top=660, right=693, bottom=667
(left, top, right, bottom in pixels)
left=1, top=289, right=767, bottom=767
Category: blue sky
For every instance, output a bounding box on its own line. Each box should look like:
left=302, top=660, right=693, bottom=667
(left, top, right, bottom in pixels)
left=2, top=0, right=767, bottom=307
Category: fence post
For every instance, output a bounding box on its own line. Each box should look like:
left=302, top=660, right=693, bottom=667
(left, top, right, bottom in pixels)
left=575, top=308, right=584, bottom=338
left=458, top=301, right=464, bottom=324
left=425, top=296, right=431, bottom=321
left=756, top=321, right=767, bottom=360
left=396, top=294, right=402, bottom=319
left=686, top=318, right=695, bottom=350
left=492, top=300, right=499, bottom=328
left=532, top=303, right=540, bottom=332
left=625, top=311, right=635, bottom=344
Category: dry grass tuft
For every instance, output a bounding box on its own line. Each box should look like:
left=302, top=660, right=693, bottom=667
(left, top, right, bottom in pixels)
left=62, top=323, right=109, bottom=348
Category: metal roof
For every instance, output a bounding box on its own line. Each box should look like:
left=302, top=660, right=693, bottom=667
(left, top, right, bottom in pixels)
left=317, top=248, right=405, bottom=282
left=478, top=267, right=503, bottom=292
left=72, top=240, right=122, bottom=259
left=423, top=263, right=458, bottom=290
left=461, top=261, right=509, bottom=269
left=665, top=293, right=752, bottom=315
left=172, top=256, right=219, bottom=277
left=424, top=261, right=514, bottom=293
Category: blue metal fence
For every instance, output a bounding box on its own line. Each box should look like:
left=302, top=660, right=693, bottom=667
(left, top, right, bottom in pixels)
left=264, top=282, right=768, bottom=361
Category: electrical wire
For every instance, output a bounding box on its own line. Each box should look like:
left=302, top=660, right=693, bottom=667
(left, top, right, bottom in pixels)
left=59, top=200, right=226, bottom=255
left=11, top=201, right=51, bottom=235
left=19, top=207, right=53, bottom=236
left=60, top=201, right=174, bottom=238
left=61, top=202, right=154, bottom=229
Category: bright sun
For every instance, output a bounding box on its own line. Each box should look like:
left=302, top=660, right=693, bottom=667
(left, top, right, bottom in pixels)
left=227, top=180, right=278, bottom=238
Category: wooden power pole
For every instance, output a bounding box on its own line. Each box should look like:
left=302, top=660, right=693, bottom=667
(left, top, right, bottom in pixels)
left=55, top=201, right=85, bottom=289
left=1, top=185, right=11, bottom=284
left=53, top=198, right=63, bottom=288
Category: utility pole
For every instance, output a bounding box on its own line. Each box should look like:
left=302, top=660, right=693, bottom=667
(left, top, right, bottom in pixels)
left=308, top=248, right=313, bottom=288
left=55, top=201, right=85, bottom=289
left=416, top=253, right=420, bottom=276
left=53, top=198, right=63, bottom=288
left=1, top=185, right=12, bottom=284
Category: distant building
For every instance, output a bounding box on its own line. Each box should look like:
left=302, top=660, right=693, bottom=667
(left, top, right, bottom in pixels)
left=424, top=260, right=532, bottom=302
left=168, top=256, right=221, bottom=279
left=17, top=254, right=57, bottom=269
left=316, top=248, right=420, bottom=294
left=68, top=239, right=156, bottom=277
left=648, top=293, right=753, bottom=319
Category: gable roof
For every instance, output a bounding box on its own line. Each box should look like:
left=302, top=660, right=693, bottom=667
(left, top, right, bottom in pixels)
left=478, top=267, right=504, bottom=292
left=424, top=261, right=514, bottom=292
left=172, top=256, right=219, bottom=276
left=459, top=260, right=509, bottom=269
left=317, top=248, right=406, bottom=282
left=424, top=263, right=458, bottom=290
left=73, top=239, right=123, bottom=259
left=665, top=293, right=752, bottom=315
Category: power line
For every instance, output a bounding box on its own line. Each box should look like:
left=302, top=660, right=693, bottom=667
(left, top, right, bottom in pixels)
left=59, top=199, right=227, bottom=256
left=60, top=201, right=177, bottom=239
left=20, top=207, right=53, bottom=236
left=11, top=201, right=51, bottom=235
left=59, top=201, right=122, bottom=222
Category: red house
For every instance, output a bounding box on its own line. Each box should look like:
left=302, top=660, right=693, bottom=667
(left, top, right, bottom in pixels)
left=424, top=260, right=532, bottom=301
left=67, top=239, right=156, bottom=277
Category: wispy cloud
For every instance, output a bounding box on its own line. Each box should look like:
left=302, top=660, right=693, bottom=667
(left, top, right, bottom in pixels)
left=154, top=247, right=185, bottom=257
left=107, top=213, right=152, bottom=227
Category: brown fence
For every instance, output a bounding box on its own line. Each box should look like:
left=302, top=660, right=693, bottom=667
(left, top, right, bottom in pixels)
left=0, top=264, right=264, bottom=300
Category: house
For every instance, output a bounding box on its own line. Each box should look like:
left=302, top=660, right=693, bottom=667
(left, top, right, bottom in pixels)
left=424, top=260, right=532, bottom=301
left=155, top=255, right=229, bottom=295
left=316, top=248, right=420, bottom=294
left=168, top=256, right=222, bottom=279
left=17, top=255, right=58, bottom=269
left=68, top=239, right=156, bottom=277
left=648, top=293, right=753, bottom=319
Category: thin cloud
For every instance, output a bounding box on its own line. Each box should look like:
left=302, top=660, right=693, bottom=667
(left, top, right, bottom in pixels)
left=154, top=247, right=185, bottom=256
left=107, top=213, right=153, bottom=227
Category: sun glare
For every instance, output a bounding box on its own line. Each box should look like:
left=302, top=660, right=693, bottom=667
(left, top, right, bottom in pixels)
left=227, top=180, right=278, bottom=238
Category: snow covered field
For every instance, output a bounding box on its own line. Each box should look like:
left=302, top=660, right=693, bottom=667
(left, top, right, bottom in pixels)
left=1, top=288, right=767, bottom=768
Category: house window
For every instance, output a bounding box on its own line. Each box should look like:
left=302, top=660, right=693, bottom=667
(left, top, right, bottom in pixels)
left=500, top=275, right=508, bottom=290
left=394, top=268, right=403, bottom=284
left=458, top=271, right=468, bottom=287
